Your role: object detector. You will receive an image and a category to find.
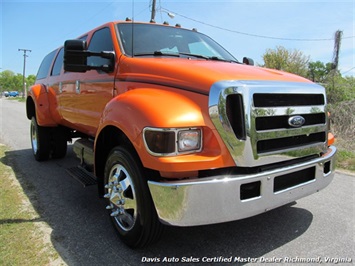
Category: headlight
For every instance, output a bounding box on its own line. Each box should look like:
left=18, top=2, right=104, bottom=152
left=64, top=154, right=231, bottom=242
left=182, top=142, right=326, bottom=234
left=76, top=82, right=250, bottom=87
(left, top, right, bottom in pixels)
left=178, top=129, right=201, bottom=152
left=144, top=127, right=202, bottom=156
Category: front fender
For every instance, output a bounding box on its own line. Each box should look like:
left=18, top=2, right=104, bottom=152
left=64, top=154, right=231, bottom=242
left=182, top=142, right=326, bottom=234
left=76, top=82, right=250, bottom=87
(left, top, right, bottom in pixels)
left=96, top=88, right=235, bottom=173
left=27, top=84, right=57, bottom=126
left=99, top=88, right=207, bottom=139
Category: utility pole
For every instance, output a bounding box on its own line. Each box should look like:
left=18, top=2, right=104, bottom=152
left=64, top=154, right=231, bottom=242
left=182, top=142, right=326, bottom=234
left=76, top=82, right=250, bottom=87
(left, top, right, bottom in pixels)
left=18, top=48, right=31, bottom=99
left=332, top=30, right=342, bottom=71
left=150, top=0, right=156, bottom=22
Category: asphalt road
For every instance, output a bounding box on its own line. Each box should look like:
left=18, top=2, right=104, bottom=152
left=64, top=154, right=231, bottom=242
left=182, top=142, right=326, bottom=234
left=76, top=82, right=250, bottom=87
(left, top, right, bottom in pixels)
left=0, top=98, right=354, bottom=266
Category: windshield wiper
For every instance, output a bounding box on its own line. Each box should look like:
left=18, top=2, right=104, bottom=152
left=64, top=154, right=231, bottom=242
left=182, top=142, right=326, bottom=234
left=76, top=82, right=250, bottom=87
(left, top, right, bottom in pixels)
left=178, top=52, right=238, bottom=63
left=208, top=56, right=238, bottom=63
left=133, top=51, right=238, bottom=63
left=178, top=52, right=209, bottom=60
left=133, top=51, right=180, bottom=57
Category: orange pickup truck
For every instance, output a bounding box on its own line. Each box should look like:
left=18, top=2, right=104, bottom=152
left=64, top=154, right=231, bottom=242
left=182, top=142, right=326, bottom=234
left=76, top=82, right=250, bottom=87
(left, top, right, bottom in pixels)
left=27, top=20, right=336, bottom=248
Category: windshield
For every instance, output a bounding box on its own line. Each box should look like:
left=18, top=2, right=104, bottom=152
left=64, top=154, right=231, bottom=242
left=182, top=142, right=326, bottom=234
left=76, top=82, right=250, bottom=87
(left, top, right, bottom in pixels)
left=116, top=23, right=237, bottom=62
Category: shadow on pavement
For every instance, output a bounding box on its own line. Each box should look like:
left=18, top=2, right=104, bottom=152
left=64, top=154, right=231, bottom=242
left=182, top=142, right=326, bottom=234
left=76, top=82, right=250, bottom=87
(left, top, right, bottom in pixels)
left=1, top=147, right=313, bottom=265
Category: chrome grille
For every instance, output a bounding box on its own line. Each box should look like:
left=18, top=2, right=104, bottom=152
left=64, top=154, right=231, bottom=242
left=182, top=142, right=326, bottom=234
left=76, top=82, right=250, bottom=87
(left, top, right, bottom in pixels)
left=255, top=113, right=326, bottom=130
left=253, top=93, right=325, bottom=107
left=257, top=132, right=326, bottom=154
left=209, top=80, right=329, bottom=167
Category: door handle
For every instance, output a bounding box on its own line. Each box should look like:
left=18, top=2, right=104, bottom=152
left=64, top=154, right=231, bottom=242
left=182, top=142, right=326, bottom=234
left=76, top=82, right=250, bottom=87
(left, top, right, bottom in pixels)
left=75, top=80, right=80, bottom=94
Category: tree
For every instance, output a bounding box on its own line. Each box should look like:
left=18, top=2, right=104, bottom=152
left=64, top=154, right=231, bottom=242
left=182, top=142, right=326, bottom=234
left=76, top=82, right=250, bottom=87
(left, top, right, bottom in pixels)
left=0, top=70, right=18, bottom=91
left=14, top=73, right=23, bottom=90
left=325, top=74, right=355, bottom=104
left=0, top=70, right=34, bottom=92
left=26, top=74, right=36, bottom=88
left=307, top=61, right=332, bottom=83
left=262, top=46, right=310, bottom=78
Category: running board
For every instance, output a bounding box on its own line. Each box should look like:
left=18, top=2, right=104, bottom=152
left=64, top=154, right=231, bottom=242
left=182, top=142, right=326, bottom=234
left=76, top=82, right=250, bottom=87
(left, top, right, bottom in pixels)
left=66, top=166, right=97, bottom=187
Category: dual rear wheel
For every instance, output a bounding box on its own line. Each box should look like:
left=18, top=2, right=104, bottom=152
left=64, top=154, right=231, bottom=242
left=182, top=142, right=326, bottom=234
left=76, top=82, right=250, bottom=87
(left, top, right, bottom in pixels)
left=30, top=116, right=67, bottom=161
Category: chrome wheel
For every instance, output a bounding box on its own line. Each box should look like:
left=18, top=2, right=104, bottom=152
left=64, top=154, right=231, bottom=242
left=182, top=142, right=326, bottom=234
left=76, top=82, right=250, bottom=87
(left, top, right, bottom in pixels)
left=31, top=119, right=38, bottom=154
left=30, top=116, right=50, bottom=161
left=104, top=146, right=163, bottom=247
left=104, top=164, right=137, bottom=231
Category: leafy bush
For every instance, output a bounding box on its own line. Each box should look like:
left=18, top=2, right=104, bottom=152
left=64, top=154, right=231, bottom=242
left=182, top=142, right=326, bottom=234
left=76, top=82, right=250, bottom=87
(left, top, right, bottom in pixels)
left=329, top=100, right=355, bottom=150
left=325, top=75, right=355, bottom=104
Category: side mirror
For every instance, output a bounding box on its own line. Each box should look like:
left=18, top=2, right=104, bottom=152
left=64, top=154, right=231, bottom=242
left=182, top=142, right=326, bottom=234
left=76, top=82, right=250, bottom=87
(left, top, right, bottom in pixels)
left=64, top=39, right=115, bottom=73
left=242, top=57, right=254, bottom=66
left=64, top=40, right=88, bottom=72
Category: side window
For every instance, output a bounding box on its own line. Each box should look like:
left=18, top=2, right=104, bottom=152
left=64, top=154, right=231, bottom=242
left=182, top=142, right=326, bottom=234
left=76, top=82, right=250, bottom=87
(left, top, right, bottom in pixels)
left=51, top=48, right=64, bottom=76
left=87, top=27, right=113, bottom=67
left=36, top=50, right=57, bottom=80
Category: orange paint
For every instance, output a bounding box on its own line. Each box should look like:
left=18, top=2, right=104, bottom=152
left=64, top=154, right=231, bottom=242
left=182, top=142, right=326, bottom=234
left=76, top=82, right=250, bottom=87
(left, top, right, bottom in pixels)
left=27, top=21, right=333, bottom=178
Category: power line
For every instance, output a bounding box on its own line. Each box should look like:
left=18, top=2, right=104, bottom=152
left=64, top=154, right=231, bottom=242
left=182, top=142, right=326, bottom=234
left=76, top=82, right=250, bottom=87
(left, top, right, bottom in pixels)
left=161, top=8, right=355, bottom=42
left=342, top=66, right=355, bottom=75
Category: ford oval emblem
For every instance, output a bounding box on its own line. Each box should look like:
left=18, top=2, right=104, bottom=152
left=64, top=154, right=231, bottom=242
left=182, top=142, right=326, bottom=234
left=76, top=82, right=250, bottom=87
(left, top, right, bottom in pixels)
left=288, top=115, right=306, bottom=128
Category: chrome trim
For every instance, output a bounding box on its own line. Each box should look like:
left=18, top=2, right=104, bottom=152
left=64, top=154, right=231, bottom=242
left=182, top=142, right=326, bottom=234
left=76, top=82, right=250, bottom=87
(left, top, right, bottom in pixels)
left=208, top=80, right=329, bottom=167
left=143, top=127, right=203, bottom=156
left=148, top=146, right=336, bottom=226
left=75, top=80, right=80, bottom=94
left=59, top=82, right=63, bottom=94
left=253, top=106, right=326, bottom=117
left=256, top=125, right=326, bottom=140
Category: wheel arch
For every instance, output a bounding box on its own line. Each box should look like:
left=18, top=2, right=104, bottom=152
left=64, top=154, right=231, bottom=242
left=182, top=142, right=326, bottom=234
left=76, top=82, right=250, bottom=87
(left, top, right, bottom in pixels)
left=26, top=96, right=36, bottom=120
left=95, top=125, right=138, bottom=196
left=27, top=84, right=57, bottom=126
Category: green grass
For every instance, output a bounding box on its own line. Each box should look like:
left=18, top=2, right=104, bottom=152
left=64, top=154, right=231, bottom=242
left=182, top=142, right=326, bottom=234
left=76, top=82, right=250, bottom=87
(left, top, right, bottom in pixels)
left=336, top=149, right=355, bottom=172
left=5, top=96, right=26, bottom=102
left=332, top=137, right=355, bottom=173
left=0, top=145, right=63, bottom=266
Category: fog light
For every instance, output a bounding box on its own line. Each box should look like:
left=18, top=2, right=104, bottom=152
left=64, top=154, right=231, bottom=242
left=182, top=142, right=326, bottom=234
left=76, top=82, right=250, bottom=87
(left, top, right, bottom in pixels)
left=178, top=129, right=201, bottom=152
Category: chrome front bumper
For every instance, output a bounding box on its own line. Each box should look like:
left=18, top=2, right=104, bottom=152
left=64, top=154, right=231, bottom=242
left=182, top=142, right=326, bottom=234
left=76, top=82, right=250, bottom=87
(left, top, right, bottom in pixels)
left=148, top=146, right=337, bottom=226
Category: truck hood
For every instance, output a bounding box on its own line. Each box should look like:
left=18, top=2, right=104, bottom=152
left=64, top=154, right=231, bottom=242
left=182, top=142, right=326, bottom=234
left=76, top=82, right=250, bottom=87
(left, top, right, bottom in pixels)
left=118, top=57, right=311, bottom=95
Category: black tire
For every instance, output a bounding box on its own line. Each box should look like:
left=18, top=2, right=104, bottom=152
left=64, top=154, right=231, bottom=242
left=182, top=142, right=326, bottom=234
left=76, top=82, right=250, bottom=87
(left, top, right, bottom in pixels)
left=30, top=116, right=51, bottom=161
left=104, top=146, right=163, bottom=248
left=51, top=127, right=67, bottom=159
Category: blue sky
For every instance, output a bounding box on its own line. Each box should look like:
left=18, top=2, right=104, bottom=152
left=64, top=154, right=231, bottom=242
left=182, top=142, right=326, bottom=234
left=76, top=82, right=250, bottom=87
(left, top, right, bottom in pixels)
left=1, top=0, right=354, bottom=77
